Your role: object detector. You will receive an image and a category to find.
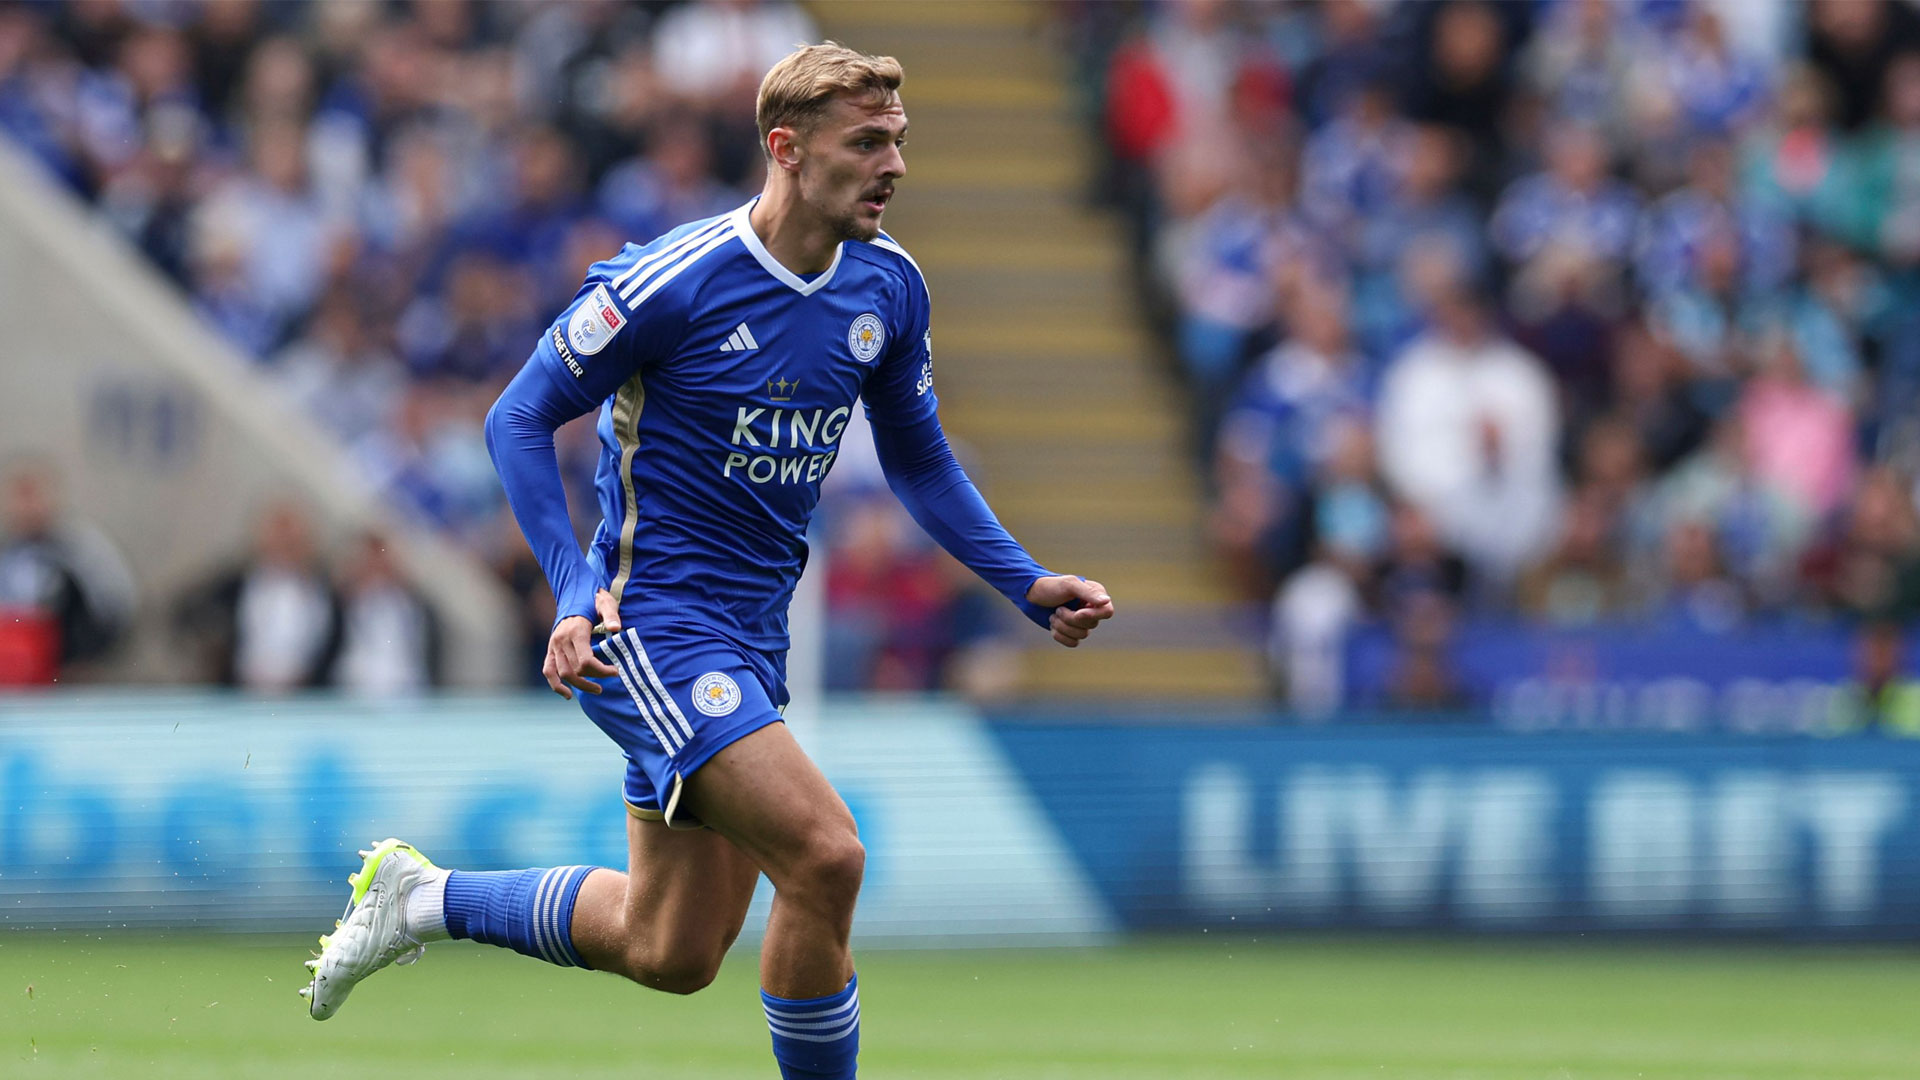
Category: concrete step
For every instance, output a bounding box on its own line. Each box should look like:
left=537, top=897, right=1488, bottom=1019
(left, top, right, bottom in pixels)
left=884, top=182, right=1093, bottom=222
left=934, top=319, right=1136, bottom=356
left=884, top=72, right=1066, bottom=112
left=896, top=113, right=1088, bottom=158
left=939, top=380, right=1173, bottom=419
left=967, top=439, right=1195, bottom=482
left=894, top=150, right=1086, bottom=192
left=940, top=347, right=1163, bottom=382
left=1014, top=574, right=1239, bottom=612
left=891, top=213, right=1111, bottom=252
left=934, top=347, right=1160, bottom=381
left=940, top=358, right=1168, bottom=388
left=990, top=488, right=1198, bottom=531
left=814, top=0, right=1266, bottom=700
left=1021, top=595, right=1261, bottom=643
left=941, top=393, right=1169, bottom=423
left=901, top=217, right=1119, bottom=260
left=1076, top=577, right=1238, bottom=610
left=906, top=146, right=1087, bottom=171
left=1013, top=519, right=1211, bottom=566
left=1018, top=645, right=1268, bottom=699
left=903, top=233, right=1119, bottom=274
left=937, top=372, right=1170, bottom=413
left=854, top=41, right=1057, bottom=85
left=943, top=402, right=1182, bottom=441
left=1075, top=561, right=1243, bottom=608
left=925, top=287, right=1134, bottom=326
left=933, top=288, right=1136, bottom=320
left=960, top=440, right=1198, bottom=480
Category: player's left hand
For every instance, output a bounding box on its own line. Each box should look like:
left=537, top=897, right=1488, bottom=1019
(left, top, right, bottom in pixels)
left=1027, top=575, right=1115, bottom=648
left=544, top=589, right=623, bottom=700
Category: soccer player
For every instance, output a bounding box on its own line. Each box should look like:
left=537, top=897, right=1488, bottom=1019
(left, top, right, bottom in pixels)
left=300, top=42, right=1114, bottom=1078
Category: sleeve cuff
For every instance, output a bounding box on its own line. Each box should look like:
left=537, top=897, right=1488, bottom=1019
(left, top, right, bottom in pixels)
left=1016, top=599, right=1054, bottom=629
left=1013, top=572, right=1054, bottom=629
left=552, top=591, right=600, bottom=630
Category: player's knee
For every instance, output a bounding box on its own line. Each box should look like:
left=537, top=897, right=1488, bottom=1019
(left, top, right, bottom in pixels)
left=624, top=942, right=723, bottom=996
left=644, top=961, right=720, bottom=996
left=795, top=830, right=865, bottom=910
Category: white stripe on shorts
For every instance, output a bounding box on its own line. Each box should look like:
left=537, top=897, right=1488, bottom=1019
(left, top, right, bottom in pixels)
left=606, top=634, right=682, bottom=755
left=624, top=629, right=697, bottom=743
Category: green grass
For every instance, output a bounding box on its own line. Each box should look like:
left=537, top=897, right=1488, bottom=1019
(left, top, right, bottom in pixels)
left=3, top=934, right=1918, bottom=1079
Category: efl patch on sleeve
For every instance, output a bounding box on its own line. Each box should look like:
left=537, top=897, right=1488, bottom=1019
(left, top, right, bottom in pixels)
left=567, top=284, right=627, bottom=356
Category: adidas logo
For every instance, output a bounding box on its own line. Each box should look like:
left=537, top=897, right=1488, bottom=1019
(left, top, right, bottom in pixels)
left=719, top=323, right=760, bottom=353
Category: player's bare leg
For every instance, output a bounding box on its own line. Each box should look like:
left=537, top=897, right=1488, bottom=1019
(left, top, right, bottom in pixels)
left=566, top=812, right=761, bottom=993
left=304, top=807, right=762, bottom=1017
left=684, top=722, right=864, bottom=999
left=682, top=722, right=866, bottom=1077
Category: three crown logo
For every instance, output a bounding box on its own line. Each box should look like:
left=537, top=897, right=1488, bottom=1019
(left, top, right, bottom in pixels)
left=767, top=377, right=799, bottom=402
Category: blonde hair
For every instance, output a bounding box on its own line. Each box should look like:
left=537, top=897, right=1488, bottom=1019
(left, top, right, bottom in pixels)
left=756, top=42, right=904, bottom=155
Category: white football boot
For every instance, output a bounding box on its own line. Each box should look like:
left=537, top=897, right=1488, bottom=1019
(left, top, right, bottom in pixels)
left=301, top=838, right=441, bottom=1020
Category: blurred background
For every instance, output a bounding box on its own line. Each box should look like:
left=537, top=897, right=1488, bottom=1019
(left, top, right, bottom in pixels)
left=5, top=0, right=1920, bottom=1076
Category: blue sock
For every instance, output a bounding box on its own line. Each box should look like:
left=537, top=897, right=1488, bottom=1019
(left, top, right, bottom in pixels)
left=763, top=973, right=860, bottom=1079
left=443, top=866, right=595, bottom=969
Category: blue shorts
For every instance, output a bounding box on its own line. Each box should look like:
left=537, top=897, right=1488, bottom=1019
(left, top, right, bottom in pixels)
left=579, top=621, right=788, bottom=829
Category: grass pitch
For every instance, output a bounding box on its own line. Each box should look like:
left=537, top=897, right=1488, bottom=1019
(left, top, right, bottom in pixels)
left=3, top=934, right=1917, bottom=1079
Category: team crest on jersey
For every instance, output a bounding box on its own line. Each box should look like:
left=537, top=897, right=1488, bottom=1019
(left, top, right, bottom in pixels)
left=692, top=672, right=742, bottom=717
left=567, top=284, right=625, bottom=356
left=847, top=313, right=885, bottom=363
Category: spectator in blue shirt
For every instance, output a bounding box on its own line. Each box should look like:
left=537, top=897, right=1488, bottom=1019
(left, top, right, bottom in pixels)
left=1490, top=122, right=1640, bottom=272
left=1214, top=274, right=1372, bottom=590
left=1655, top=4, right=1770, bottom=138
left=1301, top=78, right=1413, bottom=244
left=1635, top=138, right=1795, bottom=299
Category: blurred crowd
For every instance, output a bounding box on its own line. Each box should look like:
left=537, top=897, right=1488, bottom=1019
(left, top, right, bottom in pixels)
left=0, top=459, right=133, bottom=685
left=0, top=0, right=1009, bottom=694
left=0, top=0, right=794, bottom=539
left=1072, top=0, right=1920, bottom=714
left=18, top=0, right=1920, bottom=716
left=170, top=500, right=446, bottom=695
left=0, top=456, right=443, bottom=694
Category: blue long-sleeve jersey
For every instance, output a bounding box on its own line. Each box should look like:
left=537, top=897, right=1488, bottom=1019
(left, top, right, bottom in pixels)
left=485, top=201, right=1054, bottom=653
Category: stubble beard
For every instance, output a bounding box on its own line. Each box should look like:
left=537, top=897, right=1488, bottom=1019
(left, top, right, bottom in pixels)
left=829, top=204, right=880, bottom=243
left=803, top=179, right=881, bottom=243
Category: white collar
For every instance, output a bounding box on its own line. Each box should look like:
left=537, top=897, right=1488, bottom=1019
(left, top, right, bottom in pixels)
left=729, top=200, right=843, bottom=296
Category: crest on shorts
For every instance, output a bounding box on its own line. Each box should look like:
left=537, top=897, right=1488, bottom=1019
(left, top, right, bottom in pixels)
left=567, top=284, right=625, bottom=356
left=847, top=313, right=885, bottom=363
left=692, top=672, right=742, bottom=717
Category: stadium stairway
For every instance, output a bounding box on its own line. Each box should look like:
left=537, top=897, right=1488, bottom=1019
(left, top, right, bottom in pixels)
left=812, top=1, right=1268, bottom=699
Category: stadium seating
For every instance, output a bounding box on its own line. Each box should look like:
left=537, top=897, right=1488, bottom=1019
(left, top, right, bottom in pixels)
left=818, top=1, right=1268, bottom=698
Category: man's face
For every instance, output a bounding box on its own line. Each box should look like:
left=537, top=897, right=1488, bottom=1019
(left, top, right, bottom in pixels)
left=791, top=91, right=907, bottom=242
left=2, top=468, right=54, bottom=539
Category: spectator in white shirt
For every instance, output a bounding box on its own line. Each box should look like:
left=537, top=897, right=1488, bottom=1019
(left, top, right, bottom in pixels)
left=1376, top=280, right=1562, bottom=586
left=332, top=532, right=442, bottom=696
left=176, top=501, right=340, bottom=692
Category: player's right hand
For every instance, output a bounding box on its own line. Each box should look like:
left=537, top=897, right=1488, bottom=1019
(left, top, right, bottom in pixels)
left=544, top=589, right=623, bottom=699
left=1027, top=575, right=1115, bottom=648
